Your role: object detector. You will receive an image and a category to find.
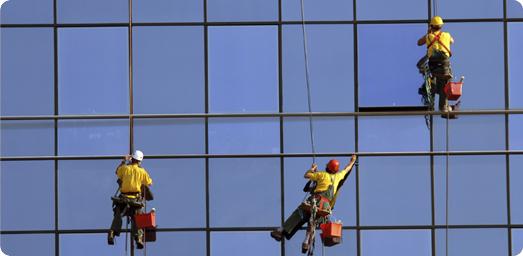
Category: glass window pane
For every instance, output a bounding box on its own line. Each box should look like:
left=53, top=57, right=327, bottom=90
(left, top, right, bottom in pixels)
left=1, top=121, right=54, bottom=157
left=1, top=161, right=54, bottom=230
left=208, top=26, right=278, bottom=113
left=513, top=229, right=523, bottom=256
left=57, top=0, right=127, bottom=23
left=133, top=0, right=203, bottom=22
left=144, top=159, right=206, bottom=228
left=509, top=23, right=523, bottom=108
left=433, top=115, right=505, bottom=151
left=1, top=234, right=54, bottom=256
left=208, top=118, right=280, bottom=154
left=207, top=0, right=277, bottom=22
left=211, top=231, right=280, bottom=256
left=359, top=116, right=429, bottom=152
left=59, top=160, right=123, bottom=229
left=58, top=120, right=129, bottom=156
left=133, top=26, right=204, bottom=114
left=134, top=118, right=205, bottom=155
left=209, top=158, right=280, bottom=227
left=283, top=25, right=354, bottom=112
left=358, top=24, right=427, bottom=107
left=434, top=156, right=507, bottom=225
left=511, top=115, right=523, bottom=150
left=436, top=228, right=507, bottom=256
left=0, top=0, right=53, bottom=24
left=438, top=0, right=503, bottom=19
left=508, top=1, right=523, bottom=18
left=361, top=230, right=431, bottom=255
left=360, top=157, right=431, bottom=226
left=284, top=117, right=355, bottom=153
left=285, top=230, right=357, bottom=255
left=1, top=28, right=54, bottom=116
left=58, top=28, right=129, bottom=115
left=444, top=22, right=504, bottom=110
left=357, top=0, right=426, bottom=20
left=145, top=231, right=206, bottom=255
left=284, top=157, right=357, bottom=226
left=510, top=156, right=523, bottom=224
left=60, top=234, right=126, bottom=255
left=282, top=0, right=353, bottom=21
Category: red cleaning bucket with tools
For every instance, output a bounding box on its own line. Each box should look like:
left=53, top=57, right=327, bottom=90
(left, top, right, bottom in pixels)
left=444, top=76, right=464, bottom=100
left=320, top=221, right=342, bottom=247
left=135, top=210, right=156, bottom=229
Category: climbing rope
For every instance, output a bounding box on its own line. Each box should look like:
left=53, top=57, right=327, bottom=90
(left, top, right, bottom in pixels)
left=445, top=111, right=450, bottom=256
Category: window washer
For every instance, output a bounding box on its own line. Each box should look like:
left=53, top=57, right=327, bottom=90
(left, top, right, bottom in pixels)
left=270, top=155, right=357, bottom=250
left=107, top=150, right=153, bottom=249
left=417, top=16, right=455, bottom=118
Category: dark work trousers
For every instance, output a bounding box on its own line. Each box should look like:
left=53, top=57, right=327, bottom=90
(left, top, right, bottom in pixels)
left=110, top=196, right=144, bottom=240
left=282, top=192, right=333, bottom=240
left=429, top=51, right=452, bottom=111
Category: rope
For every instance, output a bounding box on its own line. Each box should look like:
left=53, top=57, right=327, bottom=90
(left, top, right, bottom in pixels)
left=432, top=0, right=438, bottom=17
left=445, top=108, right=450, bottom=256
left=299, top=0, right=316, bottom=163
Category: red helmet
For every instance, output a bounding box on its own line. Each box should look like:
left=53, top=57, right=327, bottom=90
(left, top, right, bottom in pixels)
left=326, top=159, right=340, bottom=174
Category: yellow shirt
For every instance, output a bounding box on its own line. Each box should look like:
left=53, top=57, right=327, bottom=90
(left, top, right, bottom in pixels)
left=116, top=163, right=153, bottom=194
left=426, top=31, right=453, bottom=57
left=308, top=168, right=350, bottom=195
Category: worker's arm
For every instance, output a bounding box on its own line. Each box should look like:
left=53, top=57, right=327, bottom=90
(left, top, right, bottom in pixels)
left=339, top=154, right=358, bottom=176
left=450, top=34, right=454, bottom=44
left=304, top=163, right=318, bottom=179
left=417, top=35, right=426, bottom=46
left=115, top=155, right=131, bottom=174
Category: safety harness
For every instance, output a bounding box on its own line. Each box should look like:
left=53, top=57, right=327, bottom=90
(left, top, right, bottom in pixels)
left=427, top=31, right=452, bottom=57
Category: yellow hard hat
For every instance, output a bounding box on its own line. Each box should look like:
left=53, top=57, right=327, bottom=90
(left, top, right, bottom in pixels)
left=430, top=16, right=444, bottom=26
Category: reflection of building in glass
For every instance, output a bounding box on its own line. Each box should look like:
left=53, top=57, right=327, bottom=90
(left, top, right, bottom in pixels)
left=1, top=0, right=522, bottom=255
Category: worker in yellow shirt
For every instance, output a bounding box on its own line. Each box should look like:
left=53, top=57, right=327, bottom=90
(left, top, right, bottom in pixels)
left=270, top=155, right=357, bottom=251
left=108, top=150, right=153, bottom=249
left=417, top=16, right=455, bottom=117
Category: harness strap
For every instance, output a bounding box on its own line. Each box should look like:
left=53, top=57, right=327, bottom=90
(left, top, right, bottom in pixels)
left=427, top=31, right=452, bottom=57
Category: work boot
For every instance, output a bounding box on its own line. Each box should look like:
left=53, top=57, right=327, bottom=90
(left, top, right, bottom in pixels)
left=136, top=236, right=144, bottom=249
left=107, top=230, right=115, bottom=245
left=270, top=229, right=283, bottom=242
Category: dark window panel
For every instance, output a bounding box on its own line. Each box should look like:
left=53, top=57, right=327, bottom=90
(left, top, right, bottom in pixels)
left=283, top=117, right=355, bottom=154
left=508, top=1, right=523, bottom=18
left=134, top=118, right=205, bottom=155
left=58, top=119, right=129, bottom=156
left=360, top=157, right=432, bottom=226
left=359, top=116, right=429, bottom=152
left=57, top=0, right=128, bottom=23
left=143, top=159, right=206, bottom=228
left=60, top=234, right=126, bottom=255
left=444, top=22, right=504, bottom=110
left=511, top=115, right=523, bottom=150
left=358, top=24, right=427, bottom=107
left=1, top=234, right=54, bottom=256
left=509, top=22, right=523, bottom=108
left=58, top=160, right=123, bottom=229
left=434, top=156, right=507, bottom=225
left=283, top=25, right=354, bottom=112
left=510, top=156, right=523, bottom=224
left=361, top=230, right=431, bottom=255
left=433, top=115, right=505, bottom=151
left=282, top=0, right=353, bottom=21
left=438, top=0, right=503, bottom=19
left=208, top=26, right=279, bottom=113
left=0, top=0, right=53, bottom=24
left=284, top=157, right=357, bottom=226
left=1, top=120, right=54, bottom=157
left=145, top=231, right=206, bottom=255
left=58, top=28, right=129, bottom=115
left=209, top=158, right=280, bottom=227
left=513, top=229, right=523, bottom=256
left=1, top=161, right=54, bottom=230
left=285, top=230, right=357, bottom=255
left=211, top=231, right=280, bottom=256
left=356, top=0, right=426, bottom=20
left=207, top=0, right=278, bottom=22
left=435, top=228, right=507, bottom=256
left=208, top=118, right=280, bottom=154
left=133, top=26, right=205, bottom=114
left=1, top=28, right=54, bottom=116
left=133, top=0, right=203, bottom=22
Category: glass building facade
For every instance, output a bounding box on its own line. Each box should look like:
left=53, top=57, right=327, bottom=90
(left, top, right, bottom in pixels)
left=1, top=0, right=522, bottom=255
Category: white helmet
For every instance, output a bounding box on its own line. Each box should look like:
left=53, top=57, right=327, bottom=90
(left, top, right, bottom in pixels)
left=131, top=150, right=144, bottom=161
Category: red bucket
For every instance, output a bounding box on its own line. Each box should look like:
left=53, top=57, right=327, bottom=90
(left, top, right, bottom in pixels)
left=135, top=211, right=156, bottom=229
left=444, top=81, right=463, bottom=100
left=320, top=222, right=342, bottom=247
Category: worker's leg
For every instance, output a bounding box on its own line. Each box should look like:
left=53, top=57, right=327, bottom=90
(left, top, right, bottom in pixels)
left=130, top=206, right=145, bottom=249
left=110, top=203, right=125, bottom=236
left=437, top=78, right=449, bottom=112
left=282, top=208, right=309, bottom=240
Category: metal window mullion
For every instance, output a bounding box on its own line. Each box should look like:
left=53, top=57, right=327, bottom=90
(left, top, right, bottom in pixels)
left=203, top=0, right=211, bottom=255
left=278, top=0, right=285, bottom=254
left=53, top=0, right=59, bottom=255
